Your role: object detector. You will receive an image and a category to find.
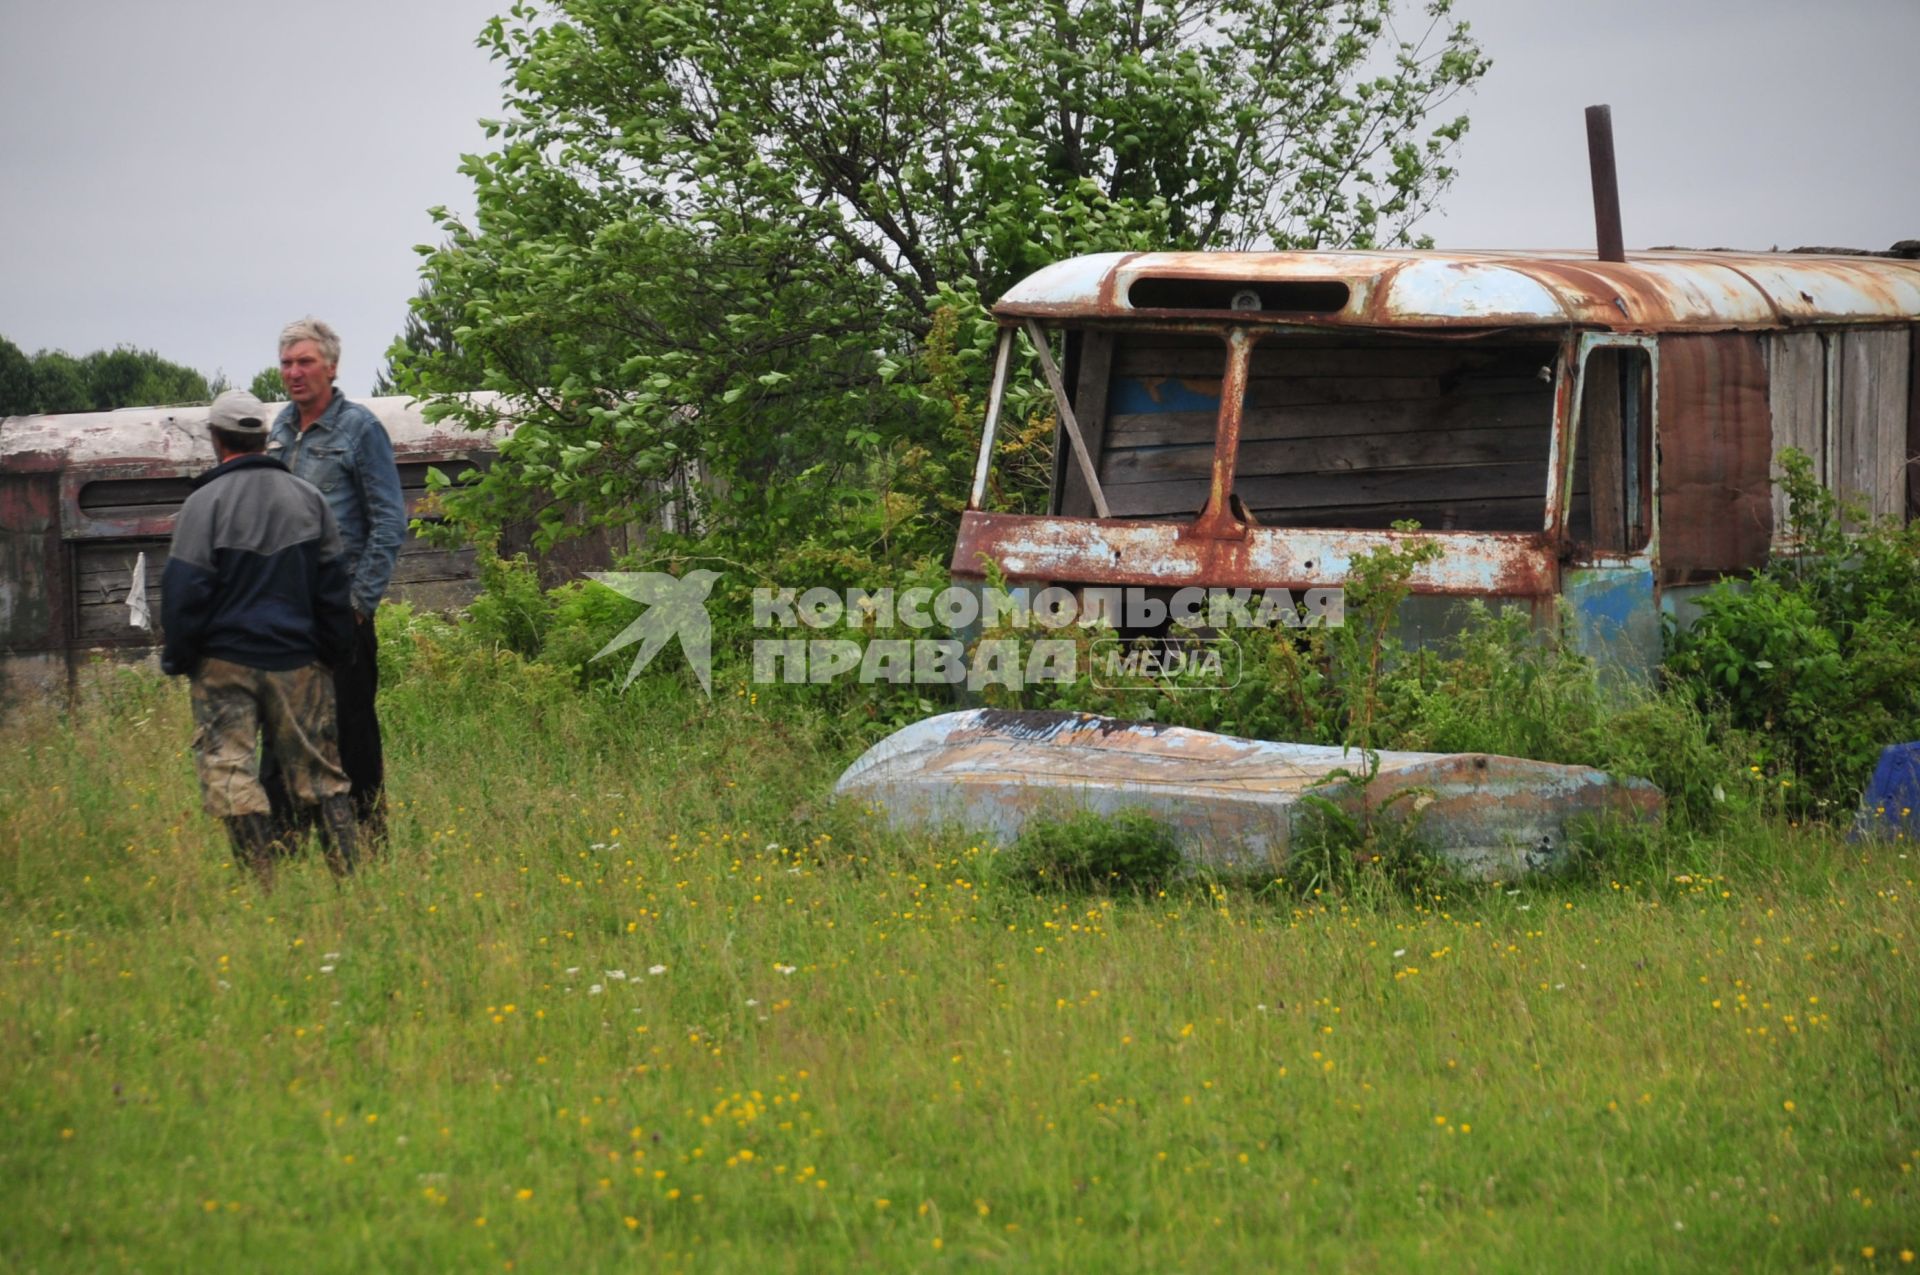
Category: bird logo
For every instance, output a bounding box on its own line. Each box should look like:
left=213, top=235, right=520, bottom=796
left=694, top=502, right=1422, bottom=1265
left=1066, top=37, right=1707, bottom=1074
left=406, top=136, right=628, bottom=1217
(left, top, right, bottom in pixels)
left=587, top=569, right=723, bottom=696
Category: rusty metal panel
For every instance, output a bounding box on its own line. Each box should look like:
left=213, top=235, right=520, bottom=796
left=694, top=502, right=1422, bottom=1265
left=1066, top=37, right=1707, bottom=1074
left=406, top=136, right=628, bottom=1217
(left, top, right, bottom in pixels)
left=1715, top=259, right=1920, bottom=324
left=1655, top=333, right=1773, bottom=579
left=835, top=709, right=1663, bottom=879
left=1835, top=328, right=1910, bottom=522
left=951, top=511, right=1556, bottom=597
left=0, top=473, right=61, bottom=650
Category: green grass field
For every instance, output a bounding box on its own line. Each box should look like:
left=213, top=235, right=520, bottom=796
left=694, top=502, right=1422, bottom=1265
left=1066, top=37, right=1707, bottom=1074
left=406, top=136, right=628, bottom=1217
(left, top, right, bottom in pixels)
left=3, top=648, right=1916, bottom=1272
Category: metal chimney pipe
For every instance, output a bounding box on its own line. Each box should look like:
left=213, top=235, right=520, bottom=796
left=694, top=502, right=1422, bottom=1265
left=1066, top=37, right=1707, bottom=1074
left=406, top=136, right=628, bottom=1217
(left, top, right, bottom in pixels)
left=1585, top=104, right=1626, bottom=263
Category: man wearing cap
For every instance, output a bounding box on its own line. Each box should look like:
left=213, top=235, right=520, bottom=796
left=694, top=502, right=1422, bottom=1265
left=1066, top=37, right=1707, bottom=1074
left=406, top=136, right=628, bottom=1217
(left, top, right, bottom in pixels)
left=261, top=317, right=405, bottom=850
left=161, top=390, right=360, bottom=884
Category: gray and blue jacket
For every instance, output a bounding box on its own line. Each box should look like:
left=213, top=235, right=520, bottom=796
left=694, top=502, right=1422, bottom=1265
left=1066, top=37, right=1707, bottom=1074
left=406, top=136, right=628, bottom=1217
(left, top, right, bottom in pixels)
left=268, top=390, right=406, bottom=615
left=160, top=455, right=356, bottom=675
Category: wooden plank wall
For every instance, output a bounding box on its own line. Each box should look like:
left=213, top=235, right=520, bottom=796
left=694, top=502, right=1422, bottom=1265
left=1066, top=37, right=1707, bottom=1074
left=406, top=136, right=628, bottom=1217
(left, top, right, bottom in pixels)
left=1766, top=327, right=1911, bottom=536
left=1088, top=334, right=1558, bottom=531
left=1911, top=325, right=1920, bottom=522
left=1764, top=332, right=1826, bottom=536
left=1836, top=328, right=1910, bottom=523
left=71, top=462, right=482, bottom=643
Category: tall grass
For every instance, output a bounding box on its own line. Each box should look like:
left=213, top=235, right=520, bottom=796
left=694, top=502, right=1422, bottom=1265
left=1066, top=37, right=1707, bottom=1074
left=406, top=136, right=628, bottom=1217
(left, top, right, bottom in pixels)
left=2, top=632, right=1915, bottom=1272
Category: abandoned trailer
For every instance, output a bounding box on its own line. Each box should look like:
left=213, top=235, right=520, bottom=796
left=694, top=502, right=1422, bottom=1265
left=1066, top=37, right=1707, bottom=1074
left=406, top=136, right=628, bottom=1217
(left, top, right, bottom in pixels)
left=956, top=247, right=1920, bottom=674
left=0, top=395, right=503, bottom=701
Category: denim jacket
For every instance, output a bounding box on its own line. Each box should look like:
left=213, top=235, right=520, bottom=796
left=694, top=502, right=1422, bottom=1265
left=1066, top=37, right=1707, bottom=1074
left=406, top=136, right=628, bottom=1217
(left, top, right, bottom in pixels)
left=268, top=390, right=406, bottom=615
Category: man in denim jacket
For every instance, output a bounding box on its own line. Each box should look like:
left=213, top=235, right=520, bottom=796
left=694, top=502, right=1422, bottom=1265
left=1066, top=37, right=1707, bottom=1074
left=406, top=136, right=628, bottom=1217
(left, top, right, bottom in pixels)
left=260, top=317, right=405, bottom=850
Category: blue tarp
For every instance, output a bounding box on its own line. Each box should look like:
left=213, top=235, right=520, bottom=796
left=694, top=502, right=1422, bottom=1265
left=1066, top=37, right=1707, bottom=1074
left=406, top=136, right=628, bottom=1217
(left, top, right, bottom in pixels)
left=1853, top=742, right=1920, bottom=842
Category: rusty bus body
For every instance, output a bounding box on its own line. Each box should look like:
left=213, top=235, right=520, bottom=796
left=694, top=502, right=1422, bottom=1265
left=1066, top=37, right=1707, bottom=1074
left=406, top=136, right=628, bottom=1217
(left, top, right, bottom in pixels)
left=0, top=395, right=507, bottom=702
left=952, top=249, right=1920, bottom=673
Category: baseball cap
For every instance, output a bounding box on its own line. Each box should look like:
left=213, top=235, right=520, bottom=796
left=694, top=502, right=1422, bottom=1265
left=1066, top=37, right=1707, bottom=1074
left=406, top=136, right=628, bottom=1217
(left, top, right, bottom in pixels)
left=208, top=389, right=271, bottom=434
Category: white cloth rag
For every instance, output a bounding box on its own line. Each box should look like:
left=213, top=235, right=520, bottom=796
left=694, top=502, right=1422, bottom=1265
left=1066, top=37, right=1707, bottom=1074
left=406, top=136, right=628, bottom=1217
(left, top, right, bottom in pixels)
left=127, top=551, right=151, bottom=629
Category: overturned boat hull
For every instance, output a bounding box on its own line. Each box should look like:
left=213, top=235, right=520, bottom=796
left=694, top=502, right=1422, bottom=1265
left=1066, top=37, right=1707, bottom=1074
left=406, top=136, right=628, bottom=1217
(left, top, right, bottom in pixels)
left=834, top=709, right=1661, bottom=879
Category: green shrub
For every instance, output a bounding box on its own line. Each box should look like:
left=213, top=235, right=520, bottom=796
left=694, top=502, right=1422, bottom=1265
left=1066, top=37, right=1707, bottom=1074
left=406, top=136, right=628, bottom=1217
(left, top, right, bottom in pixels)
left=1667, top=449, right=1920, bottom=816
left=1287, top=752, right=1447, bottom=899
left=462, top=543, right=551, bottom=659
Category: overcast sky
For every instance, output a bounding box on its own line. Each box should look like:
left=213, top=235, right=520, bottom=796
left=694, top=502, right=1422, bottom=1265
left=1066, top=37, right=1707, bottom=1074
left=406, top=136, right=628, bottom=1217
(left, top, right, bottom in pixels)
left=1, top=0, right=1914, bottom=398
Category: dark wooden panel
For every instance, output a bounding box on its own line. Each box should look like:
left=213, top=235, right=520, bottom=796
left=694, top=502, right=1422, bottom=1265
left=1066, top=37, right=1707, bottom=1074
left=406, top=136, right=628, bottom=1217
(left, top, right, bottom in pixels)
left=1116, top=343, right=1552, bottom=380
left=70, top=531, right=481, bottom=643
left=1251, top=496, right=1549, bottom=533
left=73, top=541, right=167, bottom=589
left=1837, top=328, right=1909, bottom=521
left=389, top=547, right=477, bottom=585
left=1765, top=332, right=1826, bottom=536
left=1910, top=325, right=1920, bottom=523
left=1242, top=374, right=1550, bottom=409
left=1106, top=391, right=1552, bottom=449
left=1061, top=332, right=1116, bottom=517
left=1088, top=335, right=1560, bottom=532
left=1102, top=462, right=1548, bottom=518
left=1102, top=426, right=1551, bottom=486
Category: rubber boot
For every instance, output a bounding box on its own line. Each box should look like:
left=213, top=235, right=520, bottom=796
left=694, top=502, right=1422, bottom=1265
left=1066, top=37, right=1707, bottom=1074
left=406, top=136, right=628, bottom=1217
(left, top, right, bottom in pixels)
left=223, top=812, right=278, bottom=889
left=358, top=790, right=389, bottom=862
left=318, top=794, right=359, bottom=878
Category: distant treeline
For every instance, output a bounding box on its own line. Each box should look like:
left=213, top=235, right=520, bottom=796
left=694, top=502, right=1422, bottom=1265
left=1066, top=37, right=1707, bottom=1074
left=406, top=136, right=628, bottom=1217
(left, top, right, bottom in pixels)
left=0, top=334, right=231, bottom=416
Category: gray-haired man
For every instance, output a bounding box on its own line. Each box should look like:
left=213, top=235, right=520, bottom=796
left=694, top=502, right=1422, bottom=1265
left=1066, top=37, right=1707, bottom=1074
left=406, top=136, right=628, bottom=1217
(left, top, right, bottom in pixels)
left=260, top=318, right=406, bottom=850
left=161, top=390, right=359, bottom=883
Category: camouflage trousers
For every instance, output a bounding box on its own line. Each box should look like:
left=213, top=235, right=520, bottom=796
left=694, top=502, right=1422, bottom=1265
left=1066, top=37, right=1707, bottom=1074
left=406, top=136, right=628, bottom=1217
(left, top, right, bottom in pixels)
left=189, top=658, right=349, bottom=818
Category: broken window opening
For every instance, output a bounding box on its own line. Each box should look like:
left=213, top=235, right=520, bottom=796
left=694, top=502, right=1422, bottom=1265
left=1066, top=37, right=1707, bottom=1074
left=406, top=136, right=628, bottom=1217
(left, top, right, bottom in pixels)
left=1566, top=344, right=1654, bottom=554
left=1063, top=330, right=1560, bottom=533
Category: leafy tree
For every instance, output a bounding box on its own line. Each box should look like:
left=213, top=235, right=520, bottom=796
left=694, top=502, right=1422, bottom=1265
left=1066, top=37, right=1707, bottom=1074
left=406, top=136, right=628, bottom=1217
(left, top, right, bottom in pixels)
left=374, top=280, right=469, bottom=396
left=249, top=367, right=288, bottom=402
left=402, top=0, right=1487, bottom=553
left=0, top=336, right=32, bottom=417
left=28, top=350, right=89, bottom=414
left=79, top=346, right=209, bottom=409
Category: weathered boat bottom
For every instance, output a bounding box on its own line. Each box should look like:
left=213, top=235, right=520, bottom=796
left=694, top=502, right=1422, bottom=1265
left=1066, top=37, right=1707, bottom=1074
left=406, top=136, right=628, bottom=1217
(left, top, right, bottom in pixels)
left=834, top=709, right=1663, bottom=880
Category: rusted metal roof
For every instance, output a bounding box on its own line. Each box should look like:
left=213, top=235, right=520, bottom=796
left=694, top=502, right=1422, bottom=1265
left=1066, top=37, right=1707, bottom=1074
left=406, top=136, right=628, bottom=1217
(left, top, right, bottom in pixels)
left=0, top=392, right=510, bottom=473
left=996, top=250, right=1920, bottom=331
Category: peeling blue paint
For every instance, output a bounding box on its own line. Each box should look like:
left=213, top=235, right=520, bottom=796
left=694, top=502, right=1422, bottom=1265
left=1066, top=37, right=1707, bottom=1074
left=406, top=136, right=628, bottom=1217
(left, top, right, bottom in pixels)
left=1565, top=567, right=1661, bottom=678
left=1110, top=376, right=1221, bottom=414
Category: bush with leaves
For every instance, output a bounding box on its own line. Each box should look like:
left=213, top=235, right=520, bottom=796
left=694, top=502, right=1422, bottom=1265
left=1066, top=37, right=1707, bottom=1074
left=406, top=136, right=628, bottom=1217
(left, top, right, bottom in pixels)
left=1667, top=449, right=1920, bottom=816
